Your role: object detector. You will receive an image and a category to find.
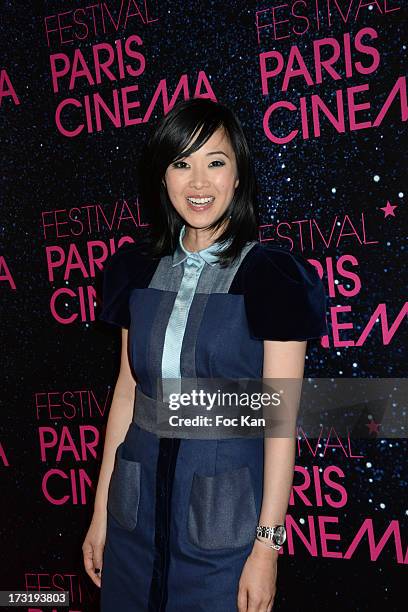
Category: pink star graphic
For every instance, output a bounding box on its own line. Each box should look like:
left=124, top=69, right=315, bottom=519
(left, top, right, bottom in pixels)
left=380, top=201, right=397, bottom=218
left=366, top=419, right=381, bottom=435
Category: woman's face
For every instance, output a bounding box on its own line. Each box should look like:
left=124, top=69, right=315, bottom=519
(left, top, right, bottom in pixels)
left=163, top=127, right=239, bottom=228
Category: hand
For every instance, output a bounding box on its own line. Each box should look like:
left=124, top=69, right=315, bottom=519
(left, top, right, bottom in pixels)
left=237, top=540, right=279, bottom=611
left=82, top=509, right=107, bottom=588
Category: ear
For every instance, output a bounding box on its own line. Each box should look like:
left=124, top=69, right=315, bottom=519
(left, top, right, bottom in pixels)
left=234, top=177, right=239, bottom=189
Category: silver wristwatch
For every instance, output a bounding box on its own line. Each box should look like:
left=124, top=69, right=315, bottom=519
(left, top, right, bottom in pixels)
left=256, top=524, right=287, bottom=549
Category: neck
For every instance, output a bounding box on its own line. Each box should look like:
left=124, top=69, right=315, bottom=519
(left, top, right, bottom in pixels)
left=182, top=220, right=229, bottom=252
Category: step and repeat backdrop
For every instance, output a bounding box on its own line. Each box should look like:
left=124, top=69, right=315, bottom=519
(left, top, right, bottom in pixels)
left=1, top=1, right=407, bottom=610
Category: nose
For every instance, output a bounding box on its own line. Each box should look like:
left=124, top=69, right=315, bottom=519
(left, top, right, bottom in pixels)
left=189, top=165, right=210, bottom=189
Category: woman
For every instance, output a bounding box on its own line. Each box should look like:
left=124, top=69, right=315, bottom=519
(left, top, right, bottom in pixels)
left=82, top=98, right=328, bottom=611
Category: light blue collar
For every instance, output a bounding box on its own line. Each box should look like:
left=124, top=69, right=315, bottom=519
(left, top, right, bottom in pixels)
left=172, top=224, right=231, bottom=267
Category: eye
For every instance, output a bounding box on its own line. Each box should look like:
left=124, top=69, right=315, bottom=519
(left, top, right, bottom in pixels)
left=171, top=161, right=188, bottom=169
left=209, top=160, right=225, bottom=167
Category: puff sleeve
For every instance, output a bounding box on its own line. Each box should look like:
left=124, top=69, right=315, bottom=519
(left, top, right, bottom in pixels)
left=98, top=242, right=155, bottom=329
left=243, top=244, right=328, bottom=341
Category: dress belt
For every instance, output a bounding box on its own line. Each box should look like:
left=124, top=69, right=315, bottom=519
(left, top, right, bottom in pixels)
left=132, top=386, right=265, bottom=440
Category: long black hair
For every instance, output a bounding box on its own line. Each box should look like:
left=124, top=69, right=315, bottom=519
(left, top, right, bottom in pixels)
left=138, top=97, right=259, bottom=267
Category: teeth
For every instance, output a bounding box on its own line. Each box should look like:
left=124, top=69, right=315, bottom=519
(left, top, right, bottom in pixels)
left=187, top=197, right=214, bottom=205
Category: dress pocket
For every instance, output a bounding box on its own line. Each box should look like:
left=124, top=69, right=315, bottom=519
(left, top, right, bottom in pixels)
left=187, top=465, right=258, bottom=550
left=107, top=442, right=141, bottom=531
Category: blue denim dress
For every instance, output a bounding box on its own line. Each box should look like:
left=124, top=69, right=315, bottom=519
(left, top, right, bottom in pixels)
left=98, top=228, right=328, bottom=611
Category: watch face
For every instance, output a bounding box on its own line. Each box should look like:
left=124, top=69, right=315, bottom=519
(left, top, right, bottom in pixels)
left=273, top=525, right=287, bottom=546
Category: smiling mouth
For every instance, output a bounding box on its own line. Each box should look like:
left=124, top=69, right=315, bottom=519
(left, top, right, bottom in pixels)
left=186, top=196, right=215, bottom=206
left=185, top=197, right=215, bottom=213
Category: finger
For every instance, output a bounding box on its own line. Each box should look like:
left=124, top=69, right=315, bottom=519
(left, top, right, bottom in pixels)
left=82, top=543, right=95, bottom=574
left=246, top=598, right=258, bottom=612
left=92, top=571, right=102, bottom=589
left=247, top=595, right=267, bottom=612
left=93, top=550, right=104, bottom=588
left=82, top=543, right=102, bottom=588
left=237, top=586, right=248, bottom=612
left=93, top=544, right=104, bottom=576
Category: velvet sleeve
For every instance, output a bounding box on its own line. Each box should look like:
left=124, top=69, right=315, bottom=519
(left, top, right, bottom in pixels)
left=97, top=244, right=136, bottom=329
left=98, top=240, right=158, bottom=329
left=243, top=244, right=328, bottom=341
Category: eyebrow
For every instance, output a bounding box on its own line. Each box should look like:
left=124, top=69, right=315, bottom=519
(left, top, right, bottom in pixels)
left=206, top=150, right=230, bottom=159
left=179, top=150, right=230, bottom=160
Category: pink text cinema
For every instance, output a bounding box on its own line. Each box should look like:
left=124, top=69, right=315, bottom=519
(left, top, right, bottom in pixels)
left=259, top=27, right=408, bottom=143
left=48, top=34, right=216, bottom=136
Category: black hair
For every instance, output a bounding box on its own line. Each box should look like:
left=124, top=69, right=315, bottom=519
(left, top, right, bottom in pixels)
left=138, top=97, right=259, bottom=267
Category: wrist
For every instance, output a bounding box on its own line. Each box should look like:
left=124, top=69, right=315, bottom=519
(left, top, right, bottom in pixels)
left=251, top=538, right=280, bottom=561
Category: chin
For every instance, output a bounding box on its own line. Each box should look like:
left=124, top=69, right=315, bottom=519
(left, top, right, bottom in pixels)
left=184, top=207, right=228, bottom=223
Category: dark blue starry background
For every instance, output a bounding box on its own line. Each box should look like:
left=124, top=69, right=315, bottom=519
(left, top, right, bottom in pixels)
left=0, top=1, right=407, bottom=610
